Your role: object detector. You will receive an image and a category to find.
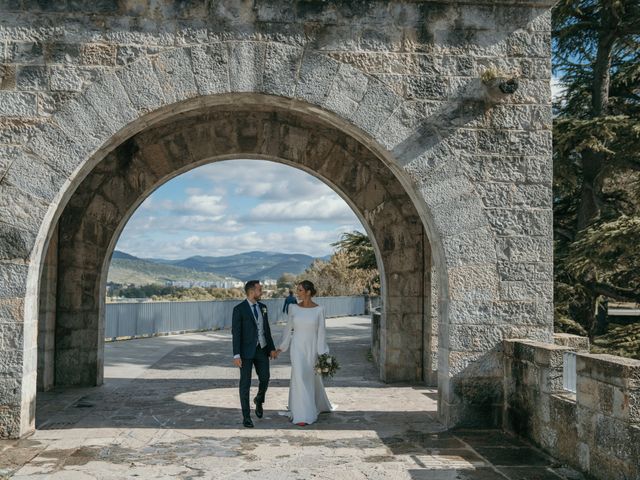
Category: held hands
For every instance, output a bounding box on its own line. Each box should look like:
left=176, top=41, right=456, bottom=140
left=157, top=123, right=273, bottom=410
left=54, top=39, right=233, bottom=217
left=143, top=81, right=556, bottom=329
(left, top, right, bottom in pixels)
left=234, top=349, right=281, bottom=365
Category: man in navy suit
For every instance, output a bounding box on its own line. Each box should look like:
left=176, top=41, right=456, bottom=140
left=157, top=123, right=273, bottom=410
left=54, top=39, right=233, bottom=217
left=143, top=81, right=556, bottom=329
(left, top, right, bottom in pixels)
left=232, top=280, right=277, bottom=428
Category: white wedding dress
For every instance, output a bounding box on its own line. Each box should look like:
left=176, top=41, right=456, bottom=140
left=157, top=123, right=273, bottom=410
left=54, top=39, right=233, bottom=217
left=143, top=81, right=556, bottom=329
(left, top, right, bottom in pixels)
left=278, top=304, right=333, bottom=424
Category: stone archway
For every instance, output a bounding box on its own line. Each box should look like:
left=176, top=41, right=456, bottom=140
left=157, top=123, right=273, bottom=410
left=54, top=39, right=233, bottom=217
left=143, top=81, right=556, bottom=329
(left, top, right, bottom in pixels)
left=0, top=29, right=553, bottom=438
left=43, top=104, right=430, bottom=393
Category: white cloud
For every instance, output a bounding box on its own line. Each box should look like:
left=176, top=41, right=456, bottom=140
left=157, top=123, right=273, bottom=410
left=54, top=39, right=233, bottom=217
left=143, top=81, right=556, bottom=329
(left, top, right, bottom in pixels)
left=179, top=194, right=225, bottom=216
left=122, top=214, right=242, bottom=235
left=247, top=195, right=358, bottom=222
left=198, top=160, right=333, bottom=201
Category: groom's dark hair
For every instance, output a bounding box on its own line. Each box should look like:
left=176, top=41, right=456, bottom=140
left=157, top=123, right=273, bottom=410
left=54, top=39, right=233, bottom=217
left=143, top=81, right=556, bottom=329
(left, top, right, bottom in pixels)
left=244, top=280, right=260, bottom=294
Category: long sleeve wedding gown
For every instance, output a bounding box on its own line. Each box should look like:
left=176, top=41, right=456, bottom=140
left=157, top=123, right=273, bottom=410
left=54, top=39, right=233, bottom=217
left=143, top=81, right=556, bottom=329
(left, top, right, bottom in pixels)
left=278, top=304, right=333, bottom=424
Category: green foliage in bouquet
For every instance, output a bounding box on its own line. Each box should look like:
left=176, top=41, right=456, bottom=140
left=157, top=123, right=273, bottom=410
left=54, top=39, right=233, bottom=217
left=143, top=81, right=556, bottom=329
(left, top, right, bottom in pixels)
left=315, top=353, right=340, bottom=379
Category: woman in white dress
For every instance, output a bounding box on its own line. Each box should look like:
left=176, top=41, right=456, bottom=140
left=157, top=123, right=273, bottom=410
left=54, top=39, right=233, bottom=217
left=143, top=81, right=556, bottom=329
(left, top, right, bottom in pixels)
left=276, top=280, right=333, bottom=426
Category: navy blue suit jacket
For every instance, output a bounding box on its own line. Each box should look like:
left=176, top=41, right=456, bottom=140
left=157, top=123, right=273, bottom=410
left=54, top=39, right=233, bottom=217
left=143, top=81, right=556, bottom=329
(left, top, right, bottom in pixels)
left=232, top=300, right=276, bottom=359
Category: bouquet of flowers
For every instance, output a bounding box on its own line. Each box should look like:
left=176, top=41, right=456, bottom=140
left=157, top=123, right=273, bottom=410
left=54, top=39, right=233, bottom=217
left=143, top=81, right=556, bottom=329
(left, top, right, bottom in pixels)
left=315, top=353, right=340, bottom=379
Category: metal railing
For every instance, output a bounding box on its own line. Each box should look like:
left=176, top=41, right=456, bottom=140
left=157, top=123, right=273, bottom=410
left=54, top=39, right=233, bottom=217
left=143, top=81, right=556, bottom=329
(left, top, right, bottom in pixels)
left=105, top=295, right=368, bottom=340
left=563, top=351, right=577, bottom=393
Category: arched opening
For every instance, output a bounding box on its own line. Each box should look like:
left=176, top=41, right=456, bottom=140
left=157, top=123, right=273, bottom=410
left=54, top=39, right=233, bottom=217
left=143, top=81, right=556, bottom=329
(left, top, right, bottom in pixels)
left=35, top=103, right=436, bottom=419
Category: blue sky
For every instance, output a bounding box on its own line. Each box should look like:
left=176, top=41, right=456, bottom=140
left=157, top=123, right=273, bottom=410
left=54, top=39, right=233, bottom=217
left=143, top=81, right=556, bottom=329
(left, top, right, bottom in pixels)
left=115, top=160, right=364, bottom=259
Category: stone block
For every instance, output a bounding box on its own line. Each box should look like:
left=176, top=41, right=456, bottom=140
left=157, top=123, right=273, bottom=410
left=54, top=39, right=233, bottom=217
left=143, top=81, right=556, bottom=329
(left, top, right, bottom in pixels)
left=153, top=47, right=198, bottom=103
left=554, top=333, right=589, bottom=352
left=589, top=448, right=637, bottom=480
left=323, top=63, right=369, bottom=119
left=593, top=415, right=637, bottom=462
left=3, top=149, right=66, bottom=202
left=488, top=208, right=552, bottom=237
left=497, top=261, right=553, bottom=283
left=228, top=41, right=266, bottom=93
left=430, top=195, right=488, bottom=238
left=26, top=122, right=84, bottom=176
left=449, top=324, right=504, bottom=352
left=349, top=77, right=399, bottom=135
left=441, top=227, right=497, bottom=267
left=83, top=73, right=140, bottom=136
left=507, top=31, right=550, bottom=58
left=49, top=65, right=83, bottom=91
left=0, top=262, right=28, bottom=298
left=0, top=183, right=46, bottom=233
left=45, top=41, right=81, bottom=64
left=54, top=95, right=111, bottom=153
left=116, top=45, right=148, bottom=66
left=576, top=353, right=640, bottom=390
left=0, top=321, right=23, bottom=351
left=116, top=56, right=166, bottom=113
left=379, top=100, right=442, bottom=153
left=448, top=299, right=493, bottom=326
left=405, top=75, right=448, bottom=100
left=500, top=280, right=553, bottom=303
left=262, top=43, right=302, bottom=97
left=448, top=264, right=499, bottom=302
left=463, top=155, right=528, bottom=183
left=190, top=43, right=229, bottom=96
left=496, top=236, right=552, bottom=264
left=295, top=51, right=340, bottom=106
left=11, top=41, right=44, bottom=64
left=0, top=91, right=37, bottom=116
left=0, top=297, right=25, bottom=323
left=80, top=43, right=116, bottom=66
left=420, top=175, right=476, bottom=210
left=0, top=63, right=17, bottom=89
left=15, top=65, right=47, bottom=90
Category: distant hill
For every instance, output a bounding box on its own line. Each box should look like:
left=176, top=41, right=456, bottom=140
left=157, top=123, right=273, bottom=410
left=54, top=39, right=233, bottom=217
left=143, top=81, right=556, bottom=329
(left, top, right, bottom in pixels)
left=108, top=250, right=320, bottom=285
left=167, top=251, right=318, bottom=281
left=108, top=254, right=232, bottom=286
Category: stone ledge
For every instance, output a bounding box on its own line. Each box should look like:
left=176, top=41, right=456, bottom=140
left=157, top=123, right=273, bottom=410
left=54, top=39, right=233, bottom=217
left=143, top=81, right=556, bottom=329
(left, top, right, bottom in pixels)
left=554, top=333, right=589, bottom=352
left=504, top=338, right=573, bottom=366
left=576, top=353, right=640, bottom=390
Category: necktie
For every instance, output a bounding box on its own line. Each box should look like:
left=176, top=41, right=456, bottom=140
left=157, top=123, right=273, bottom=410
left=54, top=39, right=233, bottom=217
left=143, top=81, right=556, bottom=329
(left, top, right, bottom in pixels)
left=252, top=304, right=265, bottom=348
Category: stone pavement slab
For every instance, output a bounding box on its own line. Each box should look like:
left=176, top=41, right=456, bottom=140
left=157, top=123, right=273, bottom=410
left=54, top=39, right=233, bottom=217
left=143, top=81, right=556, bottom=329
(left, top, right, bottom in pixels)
left=1, top=316, right=584, bottom=480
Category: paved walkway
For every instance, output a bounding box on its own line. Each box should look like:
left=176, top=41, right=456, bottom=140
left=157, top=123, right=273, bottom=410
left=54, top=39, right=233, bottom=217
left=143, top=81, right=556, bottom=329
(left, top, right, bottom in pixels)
left=1, top=316, right=584, bottom=480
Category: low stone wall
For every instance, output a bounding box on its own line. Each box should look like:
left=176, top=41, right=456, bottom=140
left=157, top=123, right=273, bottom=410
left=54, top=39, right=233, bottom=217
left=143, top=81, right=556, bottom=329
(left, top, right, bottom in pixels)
left=504, top=337, right=640, bottom=480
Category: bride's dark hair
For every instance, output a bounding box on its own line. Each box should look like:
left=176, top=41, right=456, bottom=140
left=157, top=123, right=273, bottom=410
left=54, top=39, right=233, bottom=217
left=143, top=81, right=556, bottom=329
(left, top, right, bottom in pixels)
left=298, top=280, right=317, bottom=296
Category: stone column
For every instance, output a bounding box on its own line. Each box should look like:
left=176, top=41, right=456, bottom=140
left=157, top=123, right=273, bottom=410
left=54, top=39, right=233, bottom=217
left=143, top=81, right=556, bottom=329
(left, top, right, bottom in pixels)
left=37, top=225, right=57, bottom=391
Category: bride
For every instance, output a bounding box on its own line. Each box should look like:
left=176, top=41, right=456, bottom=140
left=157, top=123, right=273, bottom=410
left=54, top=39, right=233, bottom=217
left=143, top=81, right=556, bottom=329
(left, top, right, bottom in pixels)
left=276, top=280, right=333, bottom=426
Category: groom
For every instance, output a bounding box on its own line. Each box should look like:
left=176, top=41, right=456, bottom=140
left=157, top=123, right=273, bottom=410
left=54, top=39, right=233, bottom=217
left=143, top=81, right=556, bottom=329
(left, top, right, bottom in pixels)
left=232, top=280, right=277, bottom=428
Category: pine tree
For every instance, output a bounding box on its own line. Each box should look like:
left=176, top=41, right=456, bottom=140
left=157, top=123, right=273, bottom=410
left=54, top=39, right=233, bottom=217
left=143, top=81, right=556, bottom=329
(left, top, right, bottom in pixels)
left=553, top=0, right=640, bottom=336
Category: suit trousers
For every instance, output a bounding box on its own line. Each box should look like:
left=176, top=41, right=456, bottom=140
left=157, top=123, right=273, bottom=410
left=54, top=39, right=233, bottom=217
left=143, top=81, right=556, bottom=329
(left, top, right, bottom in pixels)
left=239, top=345, right=270, bottom=418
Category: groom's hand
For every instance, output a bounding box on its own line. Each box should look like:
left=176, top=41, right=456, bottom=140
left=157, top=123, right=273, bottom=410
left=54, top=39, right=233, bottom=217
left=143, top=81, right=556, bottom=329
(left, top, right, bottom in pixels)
left=233, top=358, right=242, bottom=368
left=270, top=350, right=278, bottom=360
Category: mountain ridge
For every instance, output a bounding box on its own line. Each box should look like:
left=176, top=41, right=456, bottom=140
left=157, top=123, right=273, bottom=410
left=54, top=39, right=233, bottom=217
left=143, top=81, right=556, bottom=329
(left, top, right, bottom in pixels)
left=108, top=250, right=324, bottom=285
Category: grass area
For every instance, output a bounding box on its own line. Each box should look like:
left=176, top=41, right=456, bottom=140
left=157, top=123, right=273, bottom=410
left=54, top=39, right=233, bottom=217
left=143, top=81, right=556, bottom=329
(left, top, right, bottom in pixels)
left=591, top=322, right=640, bottom=360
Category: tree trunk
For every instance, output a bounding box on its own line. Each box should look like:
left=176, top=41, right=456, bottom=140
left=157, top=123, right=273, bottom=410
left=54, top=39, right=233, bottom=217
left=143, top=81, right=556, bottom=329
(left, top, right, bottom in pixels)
left=575, top=1, right=617, bottom=231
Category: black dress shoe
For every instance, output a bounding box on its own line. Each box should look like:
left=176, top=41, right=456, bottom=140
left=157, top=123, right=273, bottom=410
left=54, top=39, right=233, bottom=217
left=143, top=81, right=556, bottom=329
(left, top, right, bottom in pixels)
left=254, top=397, right=263, bottom=418
left=243, top=417, right=254, bottom=428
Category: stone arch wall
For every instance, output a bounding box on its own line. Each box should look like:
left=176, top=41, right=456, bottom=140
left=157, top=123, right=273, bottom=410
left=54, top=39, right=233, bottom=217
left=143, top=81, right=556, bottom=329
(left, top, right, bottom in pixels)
left=0, top=0, right=554, bottom=438
left=48, top=106, right=429, bottom=392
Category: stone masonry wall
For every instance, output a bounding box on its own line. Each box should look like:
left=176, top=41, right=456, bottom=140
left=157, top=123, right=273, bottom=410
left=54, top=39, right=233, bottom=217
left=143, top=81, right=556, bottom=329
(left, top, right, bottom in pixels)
left=0, top=0, right=554, bottom=437
left=504, top=338, right=640, bottom=480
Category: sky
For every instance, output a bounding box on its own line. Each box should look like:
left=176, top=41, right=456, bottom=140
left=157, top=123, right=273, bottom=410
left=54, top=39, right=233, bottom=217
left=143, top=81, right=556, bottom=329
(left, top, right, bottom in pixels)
left=114, top=160, right=364, bottom=260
